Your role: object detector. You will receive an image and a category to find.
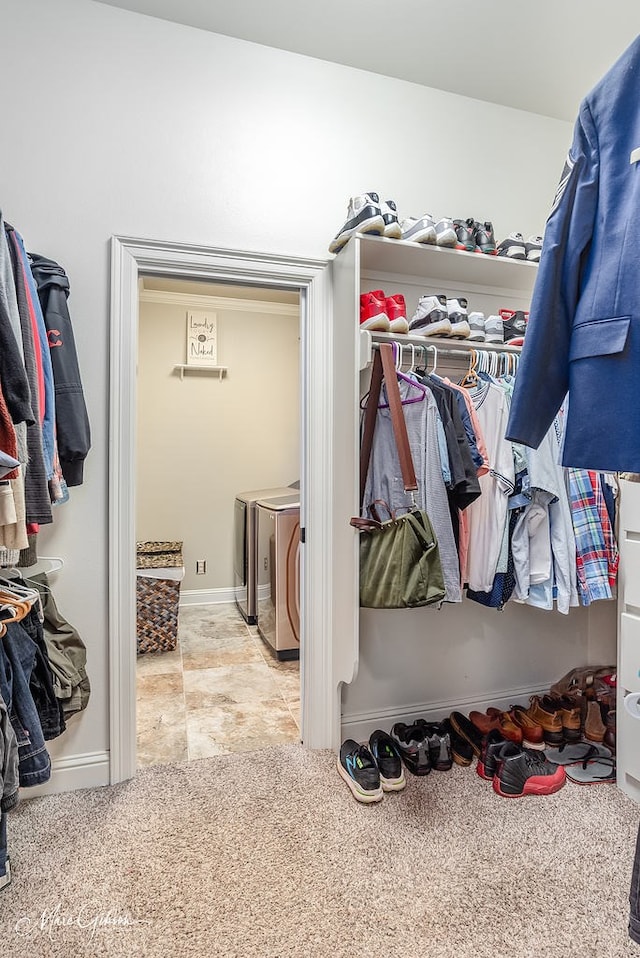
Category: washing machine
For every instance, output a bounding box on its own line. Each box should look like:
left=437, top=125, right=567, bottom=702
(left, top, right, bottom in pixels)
left=233, top=487, right=295, bottom=624
left=255, top=494, right=300, bottom=660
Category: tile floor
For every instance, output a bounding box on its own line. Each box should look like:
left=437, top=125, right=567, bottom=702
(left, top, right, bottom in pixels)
left=136, top=603, right=300, bottom=768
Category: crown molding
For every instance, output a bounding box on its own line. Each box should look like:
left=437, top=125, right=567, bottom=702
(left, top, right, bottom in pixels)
left=139, top=288, right=299, bottom=316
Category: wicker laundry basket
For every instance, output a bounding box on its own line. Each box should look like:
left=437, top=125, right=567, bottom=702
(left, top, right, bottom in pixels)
left=136, top=541, right=184, bottom=655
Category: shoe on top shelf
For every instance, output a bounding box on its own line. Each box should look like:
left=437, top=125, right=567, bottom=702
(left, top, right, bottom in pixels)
left=434, top=217, right=458, bottom=247
left=497, top=232, right=527, bottom=260
left=328, top=192, right=386, bottom=253
left=525, top=235, right=543, bottom=262
left=409, top=294, right=452, bottom=337
left=385, top=293, right=409, bottom=334
left=380, top=198, right=402, bottom=239
left=446, top=297, right=471, bottom=339
left=336, top=739, right=384, bottom=803
left=400, top=214, right=437, bottom=244
left=360, top=290, right=390, bottom=331
left=474, top=221, right=497, bottom=255
left=468, top=311, right=486, bottom=342
left=453, top=217, right=477, bottom=252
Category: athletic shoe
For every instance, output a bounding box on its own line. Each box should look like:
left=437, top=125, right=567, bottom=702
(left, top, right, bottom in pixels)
left=474, top=221, right=497, bottom=255
left=434, top=217, right=457, bottom=248
left=440, top=717, right=474, bottom=766
left=336, top=739, right=384, bottom=803
left=501, top=309, right=527, bottom=343
left=453, top=217, right=477, bottom=252
left=484, top=314, right=504, bottom=344
left=368, top=729, right=406, bottom=791
left=468, top=311, right=486, bottom=342
left=380, top=198, right=402, bottom=239
left=400, top=214, right=437, bottom=245
left=446, top=297, right=470, bottom=339
left=409, top=293, right=452, bottom=337
left=390, top=722, right=431, bottom=775
left=525, top=235, right=543, bottom=262
left=360, top=290, right=390, bottom=331
left=492, top=742, right=566, bottom=798
left=416, top=720, right=453, bottom=771
left=328, top=193, right=385, bottom=253
left=477, top=729, right=508, bottom=781
left=497, top=232, right=526, bottom=260
left=385, top=294, right=409, bottom=334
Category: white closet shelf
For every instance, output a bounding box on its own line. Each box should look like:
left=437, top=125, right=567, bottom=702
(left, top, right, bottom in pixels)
left=356, top=234, right=538, bottom=292
left=173, top=364, right=227, bottom=380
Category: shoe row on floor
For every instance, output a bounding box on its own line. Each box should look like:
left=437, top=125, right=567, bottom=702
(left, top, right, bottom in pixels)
left=360, top=289, right=528, bottom=344
left=329, top=192, right=544, bottom=263
left=337, top=690, right=617, bottom=804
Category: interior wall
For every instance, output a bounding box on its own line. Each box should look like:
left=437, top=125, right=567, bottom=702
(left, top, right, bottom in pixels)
left=136, top=297, right=300, bottom=592
left=3, top=0, right=574, bottom=785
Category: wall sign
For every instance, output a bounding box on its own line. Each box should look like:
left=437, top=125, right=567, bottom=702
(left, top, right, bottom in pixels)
left=186, top=309, right=218, bottom=365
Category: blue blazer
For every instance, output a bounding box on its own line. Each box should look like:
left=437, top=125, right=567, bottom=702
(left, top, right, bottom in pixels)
left=506, top=35, right=640, bottom=472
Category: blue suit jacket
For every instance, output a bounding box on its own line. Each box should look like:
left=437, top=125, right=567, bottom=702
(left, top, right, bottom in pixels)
left=506, top=35, right=640, bottom=472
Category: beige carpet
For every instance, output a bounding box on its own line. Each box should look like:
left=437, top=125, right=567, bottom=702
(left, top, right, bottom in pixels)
left=3, top=744, right=640, bottom=957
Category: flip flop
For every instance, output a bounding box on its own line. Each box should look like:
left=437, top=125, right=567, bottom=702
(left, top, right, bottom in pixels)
left=564, top=756, right=616, bottom=785
left=543, top=741, right=611, bottom=765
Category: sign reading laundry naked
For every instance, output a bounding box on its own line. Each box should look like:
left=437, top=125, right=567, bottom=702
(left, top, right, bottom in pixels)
left=186, top=309, right=218, bottom=365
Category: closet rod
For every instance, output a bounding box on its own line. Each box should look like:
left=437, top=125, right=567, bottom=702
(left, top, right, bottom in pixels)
left=369, top=331, right=522, bottom=355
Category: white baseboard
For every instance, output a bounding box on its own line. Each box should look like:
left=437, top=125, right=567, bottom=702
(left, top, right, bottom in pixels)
left=22, top=750, right=110, bottom=799
left=341, top=684, right=551, bottom=743
left=180, top=584, right=271, bottom=607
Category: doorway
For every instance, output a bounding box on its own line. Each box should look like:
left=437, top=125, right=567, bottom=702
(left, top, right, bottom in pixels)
left=135, top=275, right=302, bottom=766
left=108, top=236, right=340, bottom=784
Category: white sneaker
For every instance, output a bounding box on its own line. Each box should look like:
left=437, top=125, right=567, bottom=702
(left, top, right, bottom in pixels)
left=446, top=297, right=470, bottom=339
left=409, top=294, right=452, bottom=337
left=525, top=235, right=543, bottom=262
left=328, top=193, right=385, bottom=253
left=400, top=214, right=437, bottom=245
left=468, top=311, right=486, bottom=342
left=497, top=232, right=526, bottom=259
left=435, top=217, right=457, bottom=247
left=485, top=314, right=504, bottom=344
left=380, top=198, right=402, bottom=239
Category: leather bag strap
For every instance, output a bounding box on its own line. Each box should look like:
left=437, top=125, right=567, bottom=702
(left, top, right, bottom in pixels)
left=360, top=343, right=418, bottom=508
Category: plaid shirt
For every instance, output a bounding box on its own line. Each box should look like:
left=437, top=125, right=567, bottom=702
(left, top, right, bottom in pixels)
left=568, top=469, right=613, bottom=605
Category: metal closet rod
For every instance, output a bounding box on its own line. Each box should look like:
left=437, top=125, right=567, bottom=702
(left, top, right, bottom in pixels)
left=370, top=337, right=522, bottom=362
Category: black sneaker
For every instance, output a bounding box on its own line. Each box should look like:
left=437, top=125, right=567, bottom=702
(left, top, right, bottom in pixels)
left=449, top=710, right=484, bottom=758
left=453, top=217, right=477, bottom=252
left=497, top=232, right=526, bottom=260
left=390, top=722, right=431, bottom=776
left=336, top=739, right=383, bottom=804
left=369, top=730, right=406, bottom=791
left=416, top=720, right=453, bottom=771
left=328, top=193, right=385, bottom=254
left=409, top=293, right=452, bottom=337
left=477, top=729, right=508, bottom=781
left=440, top=717, right=474, bottom=766
left=474, top=220, right=497, bottom=255
left=502, top=310, right=527, bottom=343
left=493, top=743, right=566, bottom=798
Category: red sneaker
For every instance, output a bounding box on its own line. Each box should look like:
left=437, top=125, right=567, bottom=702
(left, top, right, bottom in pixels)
left=360, top=289, right=390, bottom=331
left=385, top=294, right=408, bottom=334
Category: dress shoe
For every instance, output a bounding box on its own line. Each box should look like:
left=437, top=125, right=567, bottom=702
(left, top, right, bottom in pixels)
left=526, top=695, right=563, bottom=746
left=508, top=705, right=545, bottom=748
left=449, top=711, right=484, bottom=758
left=440, top=717, right=474, bottom=766
left=470, top=709, right=523, bottom=745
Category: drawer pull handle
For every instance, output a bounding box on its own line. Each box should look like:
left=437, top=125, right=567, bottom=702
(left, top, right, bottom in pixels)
left=624, top=692, right=640, bottom=720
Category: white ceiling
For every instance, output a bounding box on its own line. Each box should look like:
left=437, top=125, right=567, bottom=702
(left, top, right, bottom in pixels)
left=92, top=0, right=640, bottom=121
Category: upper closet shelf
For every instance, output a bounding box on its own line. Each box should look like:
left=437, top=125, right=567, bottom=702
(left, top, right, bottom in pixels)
left=356, top=235, right=539, bottom=293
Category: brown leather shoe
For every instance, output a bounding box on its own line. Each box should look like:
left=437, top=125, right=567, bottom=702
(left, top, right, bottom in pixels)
left=584, top=700, right=606, bottom=743
left=508, top=705, right=545, bottom=747
left=471, top=709, right=523, bottom=745
left=543, top=695, right=582, bottom=743
left=604, top=710, right=616, bottom=753
left=526, top=695, right=563, bottom=745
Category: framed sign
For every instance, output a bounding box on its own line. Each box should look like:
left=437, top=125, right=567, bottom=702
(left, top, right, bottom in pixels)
left=186, top=309, right=218, bottom=365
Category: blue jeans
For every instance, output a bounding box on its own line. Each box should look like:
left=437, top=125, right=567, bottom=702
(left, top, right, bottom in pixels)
left=0, top=624, right=51, bottom=788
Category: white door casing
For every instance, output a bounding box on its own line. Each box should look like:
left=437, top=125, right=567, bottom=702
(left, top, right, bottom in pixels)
left=109, top=236, right=340, bottom=783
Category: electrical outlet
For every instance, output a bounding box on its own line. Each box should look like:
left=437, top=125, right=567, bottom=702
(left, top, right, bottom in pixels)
left=196, top=560, right=207, bottom=575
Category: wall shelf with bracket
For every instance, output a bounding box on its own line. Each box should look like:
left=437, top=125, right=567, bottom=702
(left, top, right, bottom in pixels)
left=173, top=364, right=227, bottom=380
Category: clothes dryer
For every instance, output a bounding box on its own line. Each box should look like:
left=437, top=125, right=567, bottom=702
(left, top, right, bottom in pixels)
left=233, top=487, right=294, bottom=624
left=255, top=495, right=300, bottom=660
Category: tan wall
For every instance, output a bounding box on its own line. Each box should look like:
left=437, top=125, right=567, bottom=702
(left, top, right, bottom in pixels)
left=137, top=297, right=300, bottom=591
